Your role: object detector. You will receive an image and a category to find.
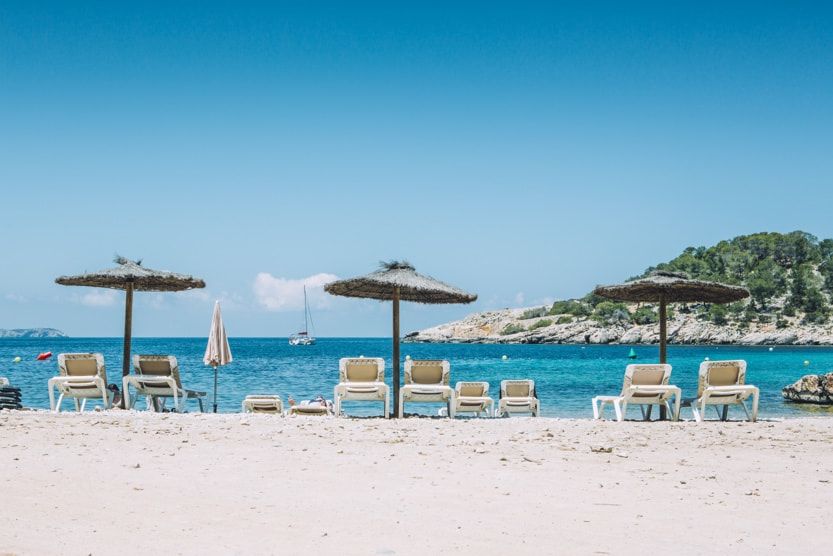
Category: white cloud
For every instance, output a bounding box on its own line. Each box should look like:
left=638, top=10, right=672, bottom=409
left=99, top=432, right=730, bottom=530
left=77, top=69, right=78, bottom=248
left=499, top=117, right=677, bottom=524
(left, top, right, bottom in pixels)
left=80, top=289, right=118, bottom=307
left=4, top=293, right=26, bottom=303
left=514, top=292, right=525, bottom=306
left=253, top=272, right=339, bottom=312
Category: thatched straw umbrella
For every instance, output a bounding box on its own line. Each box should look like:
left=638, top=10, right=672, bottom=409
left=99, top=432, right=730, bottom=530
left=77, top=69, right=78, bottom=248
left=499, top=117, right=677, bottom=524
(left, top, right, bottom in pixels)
left=56, top=257, right=206, bottom=405
left=325, top=261, right=477, bottom=417
left=593, top=270, right=749, bottom=363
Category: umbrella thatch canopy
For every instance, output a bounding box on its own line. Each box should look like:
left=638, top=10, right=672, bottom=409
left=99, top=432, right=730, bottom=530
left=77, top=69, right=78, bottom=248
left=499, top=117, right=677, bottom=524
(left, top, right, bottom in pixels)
left=56, top=257, right=205, bottom=405
left=325, top=261, right=477, bottom=417
left=593, top=270, right=749, bottom=363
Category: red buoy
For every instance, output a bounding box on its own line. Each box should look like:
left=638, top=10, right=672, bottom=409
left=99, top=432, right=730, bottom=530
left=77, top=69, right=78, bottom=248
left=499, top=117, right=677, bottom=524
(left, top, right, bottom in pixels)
left=36, top=351, right=52, bottom=361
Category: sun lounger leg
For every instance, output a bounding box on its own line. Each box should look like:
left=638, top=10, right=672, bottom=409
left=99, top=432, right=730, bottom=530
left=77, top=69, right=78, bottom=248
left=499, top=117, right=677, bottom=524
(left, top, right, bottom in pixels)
left=740, top=401, right=751, bottom=421
left=384, top=389, right=390, bottom=419
left=48, top=380, right=58, bottom=412
left=592, top=397, right=601, bottom=419
left=751, top=389, right=759, bottom=422
left=398, top=395, right=405, bottom=418
left=721, top=405, right=729, bottom=421
left=81, top=399, right=88, bottom=412
left=673, top=388, right=681, bottom=421
left=614, top=400, right=624, bottom=422
left=691, top=401, right=706, bottom=423
left=121, top=378, right=131, bottom=410
left=55, top=392, right=65, bottom=412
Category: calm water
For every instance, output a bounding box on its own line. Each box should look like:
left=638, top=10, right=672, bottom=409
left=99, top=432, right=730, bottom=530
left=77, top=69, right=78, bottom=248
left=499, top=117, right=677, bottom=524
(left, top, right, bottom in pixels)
left=2, top=337, right=832, bottom=419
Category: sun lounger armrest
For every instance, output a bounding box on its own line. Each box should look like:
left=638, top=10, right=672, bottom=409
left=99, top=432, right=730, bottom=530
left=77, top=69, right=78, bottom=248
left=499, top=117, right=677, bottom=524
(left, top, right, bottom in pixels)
left=124, top=376, right=178, bottom=387
left=48, top=376, right=106, bottom=388
left=626, top=385, right=681, bottom=396
left=704, top=385, right=757, bottom=393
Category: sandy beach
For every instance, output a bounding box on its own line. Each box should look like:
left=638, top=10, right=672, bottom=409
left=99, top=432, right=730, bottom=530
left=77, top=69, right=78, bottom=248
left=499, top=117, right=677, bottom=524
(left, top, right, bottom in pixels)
left=1, top=413, right=831, bottom=555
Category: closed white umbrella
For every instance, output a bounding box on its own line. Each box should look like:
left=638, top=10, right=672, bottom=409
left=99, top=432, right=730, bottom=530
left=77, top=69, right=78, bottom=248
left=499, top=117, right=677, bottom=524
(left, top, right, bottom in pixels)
left=204, top=300, right=232, bottom=413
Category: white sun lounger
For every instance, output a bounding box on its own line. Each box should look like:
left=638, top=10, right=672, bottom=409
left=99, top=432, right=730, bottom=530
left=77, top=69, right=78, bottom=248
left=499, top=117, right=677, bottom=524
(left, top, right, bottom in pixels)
left=453, top=381, right=494, bottom=417
left=592, top=364, right=681, bottom=422
left=49, top=353, right=111, bottom=412
left=334, top=357, right=390, bottom=418
left=242, top=394, right=284, bottom=414
left=288, top=400, right=334, bottom=416
left=399, top=359, right=454, bottom=417
left=496, top=379, right=539, bottom=417
left=123, top=355, right=206, bottom=412
left=682, top=360, right=759, bottom=422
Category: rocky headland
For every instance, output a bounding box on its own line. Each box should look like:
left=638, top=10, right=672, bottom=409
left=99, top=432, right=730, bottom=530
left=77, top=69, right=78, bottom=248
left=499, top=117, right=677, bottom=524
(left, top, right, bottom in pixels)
left=0, top=328, right=67, bottom=338
left=409, top=231, right=833, bottom=346
left=405, top=307, right=833, bottom=345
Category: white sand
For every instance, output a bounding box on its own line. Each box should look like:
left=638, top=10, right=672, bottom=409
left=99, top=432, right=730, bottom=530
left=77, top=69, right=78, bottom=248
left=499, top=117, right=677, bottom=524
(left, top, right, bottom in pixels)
left=1, top=412, right=831, bottom=555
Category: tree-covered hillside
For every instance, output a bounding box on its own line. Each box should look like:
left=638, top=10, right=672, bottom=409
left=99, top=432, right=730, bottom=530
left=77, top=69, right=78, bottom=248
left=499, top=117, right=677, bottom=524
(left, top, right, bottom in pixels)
left=646, top=231, right=833, bottom=324
left=514, top=231, right=833, bottom=334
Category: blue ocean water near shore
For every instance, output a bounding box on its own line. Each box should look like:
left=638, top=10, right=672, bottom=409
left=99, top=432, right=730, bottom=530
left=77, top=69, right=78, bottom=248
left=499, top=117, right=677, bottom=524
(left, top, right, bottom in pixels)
left=1, top=338, right=831, bottom=418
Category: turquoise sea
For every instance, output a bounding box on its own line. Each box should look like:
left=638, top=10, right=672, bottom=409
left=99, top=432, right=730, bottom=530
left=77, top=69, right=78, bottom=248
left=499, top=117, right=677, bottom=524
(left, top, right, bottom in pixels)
left=1, top=337, right=832, bottom=419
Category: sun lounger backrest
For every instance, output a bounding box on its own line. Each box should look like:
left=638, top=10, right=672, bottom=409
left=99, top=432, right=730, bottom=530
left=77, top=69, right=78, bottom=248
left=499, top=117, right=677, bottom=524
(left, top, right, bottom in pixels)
left=57, top=353, right=107, bottom=391
left=622, top=364, right=670, bottom=397
left=405, top=360, right=449, bottom=385
left=501, top=379, right=534, bottom=398
left=457, top=382, right=488, bottom=397
left=134, top=355, right=182, bottom=389
left=59, top=353, right=105, bottom=377
left=698, top=360, right=746, bottom=396
left=339, top=358, right=384, bottom=383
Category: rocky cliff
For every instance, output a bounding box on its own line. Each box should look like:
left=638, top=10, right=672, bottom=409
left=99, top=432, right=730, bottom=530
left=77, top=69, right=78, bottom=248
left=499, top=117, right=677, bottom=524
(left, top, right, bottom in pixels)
left=405, top=307, right=833, bottom=345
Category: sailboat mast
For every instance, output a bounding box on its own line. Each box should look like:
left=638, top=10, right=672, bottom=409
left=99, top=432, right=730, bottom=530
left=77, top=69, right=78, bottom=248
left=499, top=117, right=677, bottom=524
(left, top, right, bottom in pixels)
left=303, top=285, right=309, bottom=334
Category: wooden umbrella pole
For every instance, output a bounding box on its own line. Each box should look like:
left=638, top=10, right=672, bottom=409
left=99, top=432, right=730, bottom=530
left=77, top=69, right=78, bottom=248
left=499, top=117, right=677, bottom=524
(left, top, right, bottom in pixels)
left=121, top=282, right=134, bottom=409
left=658, top=295, right=668, bottom=420
left=658, top=295, right=667, bottom=364
left=392, top=286, right=400, bottom=418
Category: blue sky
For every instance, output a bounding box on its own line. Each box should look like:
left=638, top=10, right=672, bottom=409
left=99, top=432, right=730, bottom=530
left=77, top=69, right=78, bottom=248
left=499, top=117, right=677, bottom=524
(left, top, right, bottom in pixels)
left=1, top=1, right=832, bottom=337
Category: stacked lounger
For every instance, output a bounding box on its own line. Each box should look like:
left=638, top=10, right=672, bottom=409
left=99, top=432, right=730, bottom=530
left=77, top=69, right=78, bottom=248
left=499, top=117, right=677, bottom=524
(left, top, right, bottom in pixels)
left=0, top=377, right=22, bottom=410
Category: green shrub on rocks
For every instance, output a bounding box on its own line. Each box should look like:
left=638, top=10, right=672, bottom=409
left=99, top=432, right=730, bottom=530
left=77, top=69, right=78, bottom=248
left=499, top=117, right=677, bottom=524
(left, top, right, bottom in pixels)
left=529, top=318, right=553, bottom=330
left=500, top=323, right=526, bottom=335
left=519, top=307, right=548, bottom=320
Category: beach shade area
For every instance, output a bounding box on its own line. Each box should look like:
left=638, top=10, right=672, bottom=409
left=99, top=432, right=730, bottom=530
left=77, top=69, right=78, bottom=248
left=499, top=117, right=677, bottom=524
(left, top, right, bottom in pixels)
left=55, top=257, right=205, bottom=406
left=325, top=261, right=477, bottom=417
left=593, top=270, right=750, bottom=363
left=204, top=300, right=232, bottom=413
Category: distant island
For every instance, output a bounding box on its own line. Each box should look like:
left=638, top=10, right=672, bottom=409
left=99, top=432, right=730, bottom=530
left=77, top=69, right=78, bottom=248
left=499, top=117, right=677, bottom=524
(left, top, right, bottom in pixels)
left=0, top=328, right=67, bottom=338
left=407, top=231, right=833, bottom=345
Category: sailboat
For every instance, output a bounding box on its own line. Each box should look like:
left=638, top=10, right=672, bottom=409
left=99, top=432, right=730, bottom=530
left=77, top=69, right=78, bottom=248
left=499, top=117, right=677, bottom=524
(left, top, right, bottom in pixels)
left=289, top=286, right=316, bottom=346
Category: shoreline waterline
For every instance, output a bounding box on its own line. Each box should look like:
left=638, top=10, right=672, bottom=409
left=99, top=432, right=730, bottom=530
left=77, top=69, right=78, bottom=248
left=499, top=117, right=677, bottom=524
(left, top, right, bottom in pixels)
left=2, top=338, right=832, bottom=418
